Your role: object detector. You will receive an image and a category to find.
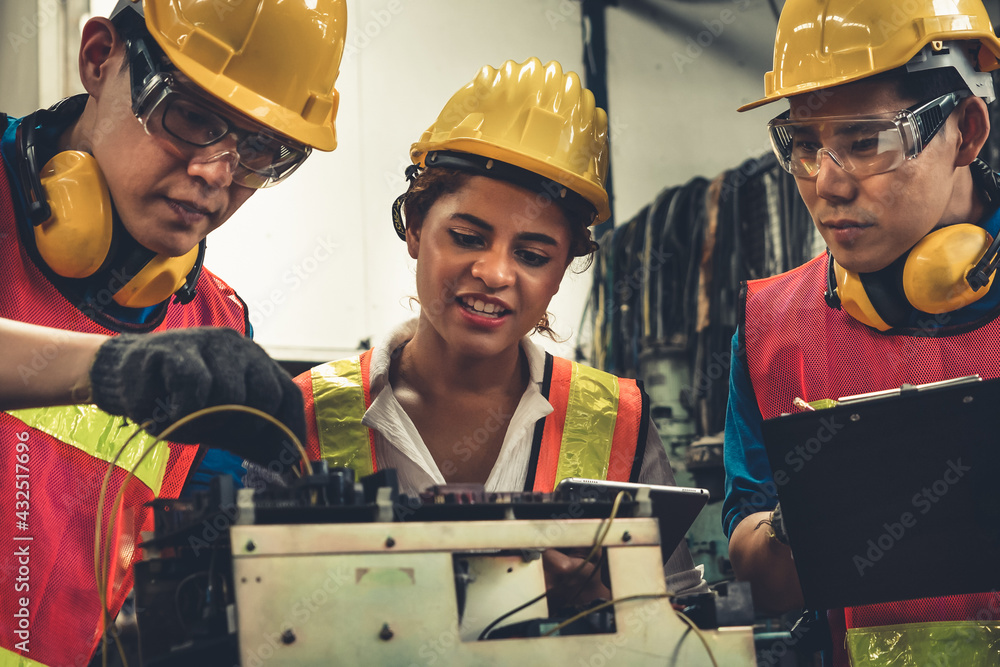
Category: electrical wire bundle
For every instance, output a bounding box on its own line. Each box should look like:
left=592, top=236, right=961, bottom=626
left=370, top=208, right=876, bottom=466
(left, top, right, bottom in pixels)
left=93, top=406, right=310, bottom=667
left=586, top=152, right=817, bottom=438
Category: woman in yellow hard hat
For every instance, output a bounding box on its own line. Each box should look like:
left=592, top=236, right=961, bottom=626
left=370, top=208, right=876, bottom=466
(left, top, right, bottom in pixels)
left=295, top=57, right=707, bottom=609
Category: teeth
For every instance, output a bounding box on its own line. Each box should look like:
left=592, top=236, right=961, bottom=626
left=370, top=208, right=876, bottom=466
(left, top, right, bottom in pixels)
left=462, top=296, right=506, bottom=316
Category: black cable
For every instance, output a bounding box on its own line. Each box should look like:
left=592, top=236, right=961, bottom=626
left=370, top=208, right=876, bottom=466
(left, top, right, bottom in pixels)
left=478, top=590, right=549, bottom=641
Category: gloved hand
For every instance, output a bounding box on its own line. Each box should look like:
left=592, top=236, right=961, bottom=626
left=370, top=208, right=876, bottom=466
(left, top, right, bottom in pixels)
left=770, top=502, right=790, bottom=545
left=89, top=327, right=306, bottom=469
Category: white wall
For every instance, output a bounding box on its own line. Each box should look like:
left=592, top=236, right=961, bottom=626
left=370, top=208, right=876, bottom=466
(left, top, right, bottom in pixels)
left=209, top=0, right=594, bottom=361
left=209, top=0, right=786, bottom=362
left=7, top=0, right=787, bottom=362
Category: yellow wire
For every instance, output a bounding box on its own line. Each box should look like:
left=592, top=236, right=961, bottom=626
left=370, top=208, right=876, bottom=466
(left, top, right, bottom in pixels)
left=672, top=607, right=720, bottom=667
left=580, top=490, right=627, bottom=567
left=94, top=405, right=311, bottom=665
left=94, top=421, right=152, bottom=667
left=479, top=490, right=628, bottom=640
left=539, top=593, right=719, bottom=667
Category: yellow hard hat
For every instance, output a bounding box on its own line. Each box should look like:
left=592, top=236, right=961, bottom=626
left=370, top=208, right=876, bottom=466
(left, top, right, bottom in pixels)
left=410, top=58, right=611, bottom=223
left=122, top=0, right=346, bottom=151
left=740, top=0, right=1000, bottom=111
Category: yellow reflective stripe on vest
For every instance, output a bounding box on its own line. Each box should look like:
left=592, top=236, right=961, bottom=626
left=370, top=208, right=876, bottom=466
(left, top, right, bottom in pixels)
left=846, top=620, right=1000, bottom=666
left=8, top=405, right=169, bottom=495
left=311, top=358, right=374, bottom=478
left=0, top=647, right=47, bottom=667
left=553, top=361, right=620, bottom=483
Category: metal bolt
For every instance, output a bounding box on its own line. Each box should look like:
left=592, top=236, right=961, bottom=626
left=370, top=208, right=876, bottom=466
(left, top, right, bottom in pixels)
left=385, top=536, right=396, bottom=548
left=379, top=623, right=394, bottom=641
left=281, top=629, right=296, bottom=645
left=850, top=413, right=860, bottom=422
left=245, top=540, right=256, bottom=552
left=622, top=531, right=632, bottom=543
left=964, top=395, right=974, bottom=404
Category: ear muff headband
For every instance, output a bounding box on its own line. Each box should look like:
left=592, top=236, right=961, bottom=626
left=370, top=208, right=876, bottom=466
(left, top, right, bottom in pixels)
left=825, top=160, right=1000, bottom=330
left=16, top=102, right=202, bottom=307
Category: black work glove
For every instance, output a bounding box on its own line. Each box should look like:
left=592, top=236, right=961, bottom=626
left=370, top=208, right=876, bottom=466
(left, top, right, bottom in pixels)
left=770, top=502, right=790, bottom=545
left=89, top=327, right=306, bottom=470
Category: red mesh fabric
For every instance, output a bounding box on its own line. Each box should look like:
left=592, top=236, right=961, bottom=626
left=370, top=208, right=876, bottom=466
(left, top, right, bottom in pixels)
left=743, top=256, right=1000, bottom=647
left=1, top=417, right=155, bottom=665
left=0, top=148, right=248, bottom=662
left=744, top=254, right=1000, bottom=421
left=159, top=442, right=200, bottom=500
left=846, top=593, right=1000, bottom=628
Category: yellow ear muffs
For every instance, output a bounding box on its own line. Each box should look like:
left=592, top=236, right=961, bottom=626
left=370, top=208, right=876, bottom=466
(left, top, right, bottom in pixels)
left=832, top=260, right=894, bottom=332
left=113, top=245, right=200, bottom=308
left=19, top=102, right=205, bottom=309
left=902, top=224, right=995, bottom=313
left=34, top=151, right=201, bottom=308
left=34, top=150, right=115, bottom=278
left=829, top=224, right=997, bottom=331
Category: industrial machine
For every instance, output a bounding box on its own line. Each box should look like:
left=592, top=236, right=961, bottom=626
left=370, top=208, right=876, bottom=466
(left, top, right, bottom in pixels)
left=131, top=465, right=756, bottom=665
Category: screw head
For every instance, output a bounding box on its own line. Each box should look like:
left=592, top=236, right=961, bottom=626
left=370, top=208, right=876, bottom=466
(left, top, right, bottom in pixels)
left=385, top=536, right=396, bottom=548
left=245, top=540, right=256, bottom=552
left=281, top=629, right=296, bottom=645
left=379, top=623, right=394, bottom=641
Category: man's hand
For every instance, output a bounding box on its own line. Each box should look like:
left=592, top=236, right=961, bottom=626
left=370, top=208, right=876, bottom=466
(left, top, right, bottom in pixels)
left=89, top=327, right=306, bottom=468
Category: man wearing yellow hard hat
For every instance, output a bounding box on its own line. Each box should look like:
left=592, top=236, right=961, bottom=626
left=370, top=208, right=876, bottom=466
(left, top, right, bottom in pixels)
left=294, top=57, right=707, bottom=606
left=0, top=0, right=345, bottom=663
left=722, top=0, right=1000, bottom=664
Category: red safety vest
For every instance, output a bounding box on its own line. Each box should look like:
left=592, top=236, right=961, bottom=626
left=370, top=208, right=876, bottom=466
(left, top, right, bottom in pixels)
left=742, top=254, right=1000, bottom=666
left=294, top=349, right=648, bottom=491
left=0, top=161, right=248, bottom=666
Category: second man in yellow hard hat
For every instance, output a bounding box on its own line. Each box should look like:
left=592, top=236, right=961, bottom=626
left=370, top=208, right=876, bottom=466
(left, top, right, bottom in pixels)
left=724, top=0, right=1000, bottom=664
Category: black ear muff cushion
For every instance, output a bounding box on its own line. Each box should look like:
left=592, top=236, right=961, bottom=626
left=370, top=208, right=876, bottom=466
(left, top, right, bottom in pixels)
left=857, top=256, right=912, bottom=328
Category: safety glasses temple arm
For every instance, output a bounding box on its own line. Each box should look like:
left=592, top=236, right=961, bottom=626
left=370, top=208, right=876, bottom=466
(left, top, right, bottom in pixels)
left=907, top=91, right=970, bottom=154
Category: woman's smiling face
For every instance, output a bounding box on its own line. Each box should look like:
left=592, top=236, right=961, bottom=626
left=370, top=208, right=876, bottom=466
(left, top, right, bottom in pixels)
left=407, top=174, right=572, bottom=359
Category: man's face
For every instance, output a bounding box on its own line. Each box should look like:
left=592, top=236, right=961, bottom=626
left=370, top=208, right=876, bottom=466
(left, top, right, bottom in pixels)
left=789, top=79, right=962, bottom=274
left=87, top=52, right=256, bottom=258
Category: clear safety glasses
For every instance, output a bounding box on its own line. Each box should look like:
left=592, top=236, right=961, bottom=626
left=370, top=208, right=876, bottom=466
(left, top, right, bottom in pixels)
left=767, top=91, right=970, bottom=179
left=125, top=35, right=310, bottom=189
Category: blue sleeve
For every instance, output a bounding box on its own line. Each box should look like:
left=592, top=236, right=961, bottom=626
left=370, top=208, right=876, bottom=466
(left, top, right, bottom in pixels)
left=181, top=448, right=247, bottom=496
left=721, top=330, right=779, bottom=539
left=181, top=312, right=257, bottom=496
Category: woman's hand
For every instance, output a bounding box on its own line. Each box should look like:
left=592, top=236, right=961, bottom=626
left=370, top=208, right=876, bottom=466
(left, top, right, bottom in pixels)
left=542, top=547, right=612, bottom=611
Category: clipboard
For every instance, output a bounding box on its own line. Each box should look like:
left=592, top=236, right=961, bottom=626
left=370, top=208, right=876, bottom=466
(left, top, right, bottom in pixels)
left=761, top=375, right=1000, bottom=610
